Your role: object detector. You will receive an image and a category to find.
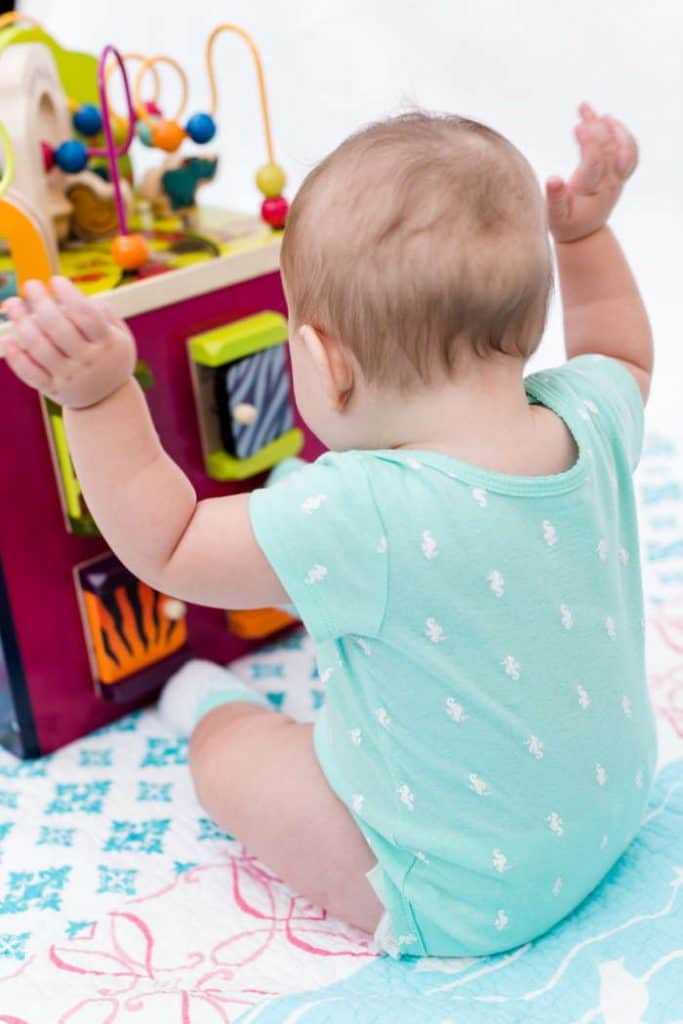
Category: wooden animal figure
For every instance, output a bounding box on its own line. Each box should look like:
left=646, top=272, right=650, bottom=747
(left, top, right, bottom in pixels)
left=65, top=169, right=133, bottom=241
left=139, top=153, right=218, bottom=218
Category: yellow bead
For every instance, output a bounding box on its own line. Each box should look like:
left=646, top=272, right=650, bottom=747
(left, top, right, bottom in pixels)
left=112, top=114, right=129, bottom=147
left=256, top=162, right=286, bottom=198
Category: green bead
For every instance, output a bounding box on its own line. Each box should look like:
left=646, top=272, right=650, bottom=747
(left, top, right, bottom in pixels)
left=256, top=162, right=286, bottom=198
left=136, top=122, right=153, bottom=147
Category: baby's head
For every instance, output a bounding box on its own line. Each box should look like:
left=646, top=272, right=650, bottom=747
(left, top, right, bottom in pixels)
left=281, top=111, right=552, bottom=449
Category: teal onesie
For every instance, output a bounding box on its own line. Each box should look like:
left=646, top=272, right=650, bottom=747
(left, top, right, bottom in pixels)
left=249, top=354, right=658, bottom=958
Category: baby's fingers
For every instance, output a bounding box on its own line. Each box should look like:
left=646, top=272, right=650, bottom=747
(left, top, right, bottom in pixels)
left=23, top=279, right=88, bottom=358
left=3, top=338, right=52, bottom=392
left=545, top=177, right=572, bottom=224
left=50, top=276, right=110, bottom=343
left=9, top=311, right=72, bottom=378
left=572, top=119, right=614, bottom=194
left=605, top=116, right=638, bottom=179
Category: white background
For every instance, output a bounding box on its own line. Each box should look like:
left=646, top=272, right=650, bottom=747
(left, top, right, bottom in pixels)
left=23, top=0, right=682, bottom=423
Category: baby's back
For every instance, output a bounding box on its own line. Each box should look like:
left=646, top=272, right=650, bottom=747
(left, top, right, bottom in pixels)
left=250, top=355, right=657, bottom=954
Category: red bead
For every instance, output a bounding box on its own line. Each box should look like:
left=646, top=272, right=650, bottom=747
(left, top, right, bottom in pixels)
left=261, top=195, right=288, bottom=229
left=144, top=100, right=163, bottom=119
left=41, top=141, right=55, bottom=171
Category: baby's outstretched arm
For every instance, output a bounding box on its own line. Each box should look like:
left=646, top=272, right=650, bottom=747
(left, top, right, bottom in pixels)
left=3, top=278, right=289, bottom=610
left=546, top=103, right=653, bottom=401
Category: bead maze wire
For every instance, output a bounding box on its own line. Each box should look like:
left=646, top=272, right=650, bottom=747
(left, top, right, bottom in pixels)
left=205, top=23, right=276, bottom=166
left=94, top=45, right=136, bottom=234
left=0, top=11, right=42, bottom=31
left=133, top=55, right=190, bottom=128
left=104, top=52, right=162, bottom=122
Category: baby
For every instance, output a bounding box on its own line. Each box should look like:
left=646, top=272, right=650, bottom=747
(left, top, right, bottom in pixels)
left=3, top=102, right=656, bottom=958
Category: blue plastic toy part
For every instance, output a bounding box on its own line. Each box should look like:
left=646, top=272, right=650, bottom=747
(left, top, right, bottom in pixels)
left=54, top=139, right=89, bottom=173
left=73, top=103, right=102, bottom=137
left=185, top=112, right=216, bottom=144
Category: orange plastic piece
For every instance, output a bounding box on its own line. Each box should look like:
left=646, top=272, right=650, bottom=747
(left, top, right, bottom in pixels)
left=227, top=607, right=298, bottom=639
left=0, top=196, right=52, bottom=288
left=112, top=232, right=149, bottom=270
left=82, top=582, right=187, bottom=685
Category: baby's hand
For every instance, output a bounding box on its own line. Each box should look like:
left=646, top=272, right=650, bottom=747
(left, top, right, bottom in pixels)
left=3, top=277, right=136, bottom=409
left=546, top=103, right=638, bottom=244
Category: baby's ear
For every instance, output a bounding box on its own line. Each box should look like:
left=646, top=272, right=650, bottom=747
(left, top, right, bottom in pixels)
left=298, top=324, right=354, bottom=410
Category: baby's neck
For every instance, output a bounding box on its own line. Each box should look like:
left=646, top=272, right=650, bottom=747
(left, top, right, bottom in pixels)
left=363, top=357, right=578, bottom=477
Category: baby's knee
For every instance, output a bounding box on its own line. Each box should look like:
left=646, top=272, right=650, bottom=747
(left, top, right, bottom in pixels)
left=189, top=705, right=254, bottom=788
left=188, top=704, right=286, bottom=817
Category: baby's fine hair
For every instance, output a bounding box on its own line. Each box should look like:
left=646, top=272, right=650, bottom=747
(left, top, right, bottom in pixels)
left=281, top=111, right=553, bottom=390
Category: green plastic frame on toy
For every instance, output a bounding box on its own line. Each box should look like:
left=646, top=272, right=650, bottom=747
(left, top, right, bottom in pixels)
left=188, top=311, right=303, bottom=481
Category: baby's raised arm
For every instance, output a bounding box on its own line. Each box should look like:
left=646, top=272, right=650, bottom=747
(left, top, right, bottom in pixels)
left=3, top=278, right=289, bottom=610
left=546, top=103, right=653, bottom=402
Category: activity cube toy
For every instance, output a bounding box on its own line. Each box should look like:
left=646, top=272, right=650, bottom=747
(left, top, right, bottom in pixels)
left=0, top=14, right=317, bottom=758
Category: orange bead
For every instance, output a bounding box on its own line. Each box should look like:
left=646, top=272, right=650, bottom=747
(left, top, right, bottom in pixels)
left=150, top=119, right=185, bottom=153
left=112, top=233, right=149, bottom=271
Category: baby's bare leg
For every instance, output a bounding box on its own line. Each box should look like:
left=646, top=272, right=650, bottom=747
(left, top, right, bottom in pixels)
left=189, top=702, right=383, bottom=934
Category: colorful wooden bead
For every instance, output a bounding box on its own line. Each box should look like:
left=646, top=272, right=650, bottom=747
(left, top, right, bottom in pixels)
left=54, top=139, right=89, bottom=173
left=112, top=115, right=129, bottom=148
left=41, top=141, right=55, bottom=172
left=136, top=122, right=154, bottom=147
left=73, top=103, right=102, bottom=137
left=151, top=119, right=186, bottom=153
left=256, top=162, right=286, bottom=198
left=261, top=195, right=288, bottom=229
left=185, top=112, right=216, bottom=144
left=143, top=100, right=163, bottom=118
left=111, top=232, right=149, bottom=270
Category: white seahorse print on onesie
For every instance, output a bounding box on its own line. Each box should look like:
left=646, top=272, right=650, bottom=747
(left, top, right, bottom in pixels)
left=304, top=564, right=328, bottom=585
left=301, top=494, right=327, bottom=514
left=468, top=773, right=489, bottom=796
left=425, top=618, right=446, bottom=643
left=560, top=604, right=574, bottom=629
left=494, top=909, right=509, bottom=931
left=526, top=735, right=544, bottom=759
left=398, top=784, right=415, bottom=811
left=546, top=811, right=564, bottom=836
left=542, top=520, right=558, bottom=546
left=445, top=698, right=467, bottom=723
left=487, top=570, right=504, bottom=597
left=421, top=530, right=439, bottom=560
left=502, top=655, right=521, bottom=681
left=577, top=685, right=591, bottom=709
left=492, top=849, right=511, bottom=873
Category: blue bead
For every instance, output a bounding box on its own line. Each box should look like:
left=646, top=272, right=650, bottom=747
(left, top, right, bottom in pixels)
left=136, top=122, right=154, bottom=147
left=54, top=139, right=89, bottom=173
left=185, top=112, right=216, bottom=144
left=73, top=104, right=102, bottom=137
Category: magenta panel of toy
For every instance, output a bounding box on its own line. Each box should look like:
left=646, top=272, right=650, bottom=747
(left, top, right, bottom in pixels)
left=0, top=270, right=323, bottom=759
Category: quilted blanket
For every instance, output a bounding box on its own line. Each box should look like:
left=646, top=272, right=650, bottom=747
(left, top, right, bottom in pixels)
left=0, top=431, right=681, bottom=1023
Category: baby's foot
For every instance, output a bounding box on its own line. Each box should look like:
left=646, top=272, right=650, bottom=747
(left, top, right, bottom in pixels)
left=158, top=659, right=270, bottom=736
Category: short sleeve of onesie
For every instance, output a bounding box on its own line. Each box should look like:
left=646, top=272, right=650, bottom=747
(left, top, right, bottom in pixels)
left=541, top=354, right=645, bottom=472
left=249, top=452, right=388, bottom=645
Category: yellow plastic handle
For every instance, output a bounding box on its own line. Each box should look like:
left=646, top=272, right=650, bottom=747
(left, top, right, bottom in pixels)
left=0, top=121, right=15, bottom=201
